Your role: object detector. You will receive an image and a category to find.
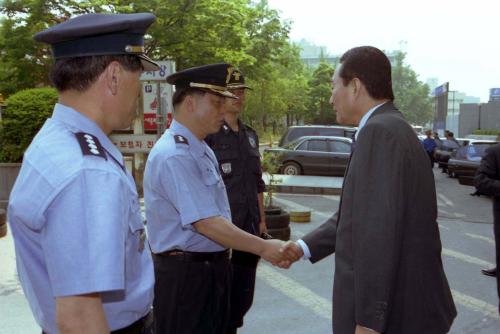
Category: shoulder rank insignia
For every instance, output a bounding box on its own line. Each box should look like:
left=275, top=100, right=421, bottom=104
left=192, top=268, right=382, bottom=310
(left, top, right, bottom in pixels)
left=174, top=135, right=189, bottom=145
left=248, top=135, right=257, bottom=148
left=75, top=132, right=107, bottom=159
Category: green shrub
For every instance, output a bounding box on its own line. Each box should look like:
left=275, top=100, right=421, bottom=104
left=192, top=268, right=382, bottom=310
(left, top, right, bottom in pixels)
left=472, top=129, right=500, bottom=136
left=0, top=88, right=57, bottom=162
left=261, top=151, right=283, bottom=208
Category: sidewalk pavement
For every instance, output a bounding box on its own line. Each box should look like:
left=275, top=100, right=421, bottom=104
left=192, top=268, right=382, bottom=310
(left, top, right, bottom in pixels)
left=263, top=174, right=343, bottom=195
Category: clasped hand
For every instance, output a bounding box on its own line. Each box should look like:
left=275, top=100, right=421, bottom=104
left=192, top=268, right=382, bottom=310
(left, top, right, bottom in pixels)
left=260, top=240, right=304, bottom=269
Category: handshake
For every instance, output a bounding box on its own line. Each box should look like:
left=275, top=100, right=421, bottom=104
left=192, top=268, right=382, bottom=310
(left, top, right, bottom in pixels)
left=259, top=239, right=305, bottom=269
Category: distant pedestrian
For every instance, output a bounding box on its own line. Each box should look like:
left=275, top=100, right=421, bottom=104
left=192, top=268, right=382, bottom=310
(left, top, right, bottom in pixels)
left=434, top=132, right=443, bottom=149
left=422, top=129, right=437, bottom=168
left=447, top=131, right=460, bottom=147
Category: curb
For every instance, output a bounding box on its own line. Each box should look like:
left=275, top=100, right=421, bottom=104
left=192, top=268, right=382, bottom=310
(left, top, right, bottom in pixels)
left=273, top=184, right=341, bottom=195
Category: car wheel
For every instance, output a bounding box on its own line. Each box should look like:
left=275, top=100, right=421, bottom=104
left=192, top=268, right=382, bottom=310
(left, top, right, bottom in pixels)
left=282, top=162, right=301, bottom=175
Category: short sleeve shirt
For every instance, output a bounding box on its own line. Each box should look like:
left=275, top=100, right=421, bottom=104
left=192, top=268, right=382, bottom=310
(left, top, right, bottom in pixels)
left=144, top=120, right=232, bottom=253
left=7, top=104, right=154, bottom=333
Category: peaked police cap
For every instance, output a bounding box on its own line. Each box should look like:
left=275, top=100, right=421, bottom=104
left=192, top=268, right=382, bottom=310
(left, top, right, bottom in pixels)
left=227, top=68, right=252, bottom=90
left=33, top=13, right=159, bottom=71
left=166, top=63, right=237, bottom=99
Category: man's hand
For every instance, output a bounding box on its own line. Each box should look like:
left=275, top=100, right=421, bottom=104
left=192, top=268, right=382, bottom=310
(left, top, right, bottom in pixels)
left=280, top=241, right=304, bottom=263
left=260, top=239, right=286, bottom=265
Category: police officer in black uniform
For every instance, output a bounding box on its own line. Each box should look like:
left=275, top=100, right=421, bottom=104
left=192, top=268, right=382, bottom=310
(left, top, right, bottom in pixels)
left=205, top=68, right=268, bottom=334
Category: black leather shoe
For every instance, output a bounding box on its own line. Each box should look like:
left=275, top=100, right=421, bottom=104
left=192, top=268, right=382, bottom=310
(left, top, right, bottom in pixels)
left=481, top=268, right=497, bottom=277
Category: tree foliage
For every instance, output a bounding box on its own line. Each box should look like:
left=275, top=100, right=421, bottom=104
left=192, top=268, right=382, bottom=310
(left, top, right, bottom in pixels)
left=392, top=51, right=433, bottom=125
left=0, top=1, right=434, bottom=138
left=307, top=62, right=335, bottom=124
left=0, top=87, right=58, bottom=162
left=243, top=43, right=309, bottom=131
left=0, top=0, right=291, bottom=90
left=0, top=0, right=306, bottom=134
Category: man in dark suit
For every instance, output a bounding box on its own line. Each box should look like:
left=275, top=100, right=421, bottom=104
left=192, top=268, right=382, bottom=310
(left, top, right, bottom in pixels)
left=281, top=46, right=456, bottom=333
left=473, top=143, right=500, bottom=311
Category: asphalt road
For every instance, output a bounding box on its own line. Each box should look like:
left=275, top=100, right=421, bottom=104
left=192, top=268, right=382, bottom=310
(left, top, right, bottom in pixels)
left=0, top=169, right=499, bottom=333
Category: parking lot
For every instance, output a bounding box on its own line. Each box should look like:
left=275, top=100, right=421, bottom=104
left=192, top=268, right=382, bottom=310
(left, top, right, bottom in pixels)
left=1, top=170, right=499, bottom=333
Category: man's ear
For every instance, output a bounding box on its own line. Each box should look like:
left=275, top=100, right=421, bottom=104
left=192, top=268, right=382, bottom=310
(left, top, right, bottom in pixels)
left=104, top=61, right=122, bottom=96
left=351, top=77, right=362, bottom=98
left=185, top=94, right=197, bottom=113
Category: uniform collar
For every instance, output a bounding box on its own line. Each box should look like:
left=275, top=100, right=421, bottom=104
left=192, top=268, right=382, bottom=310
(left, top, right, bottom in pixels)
left=221, top=119, right=245, bottom=134
left=52, top=103, right=123, bottom=164
left=169, top=119, right=207, bottom=158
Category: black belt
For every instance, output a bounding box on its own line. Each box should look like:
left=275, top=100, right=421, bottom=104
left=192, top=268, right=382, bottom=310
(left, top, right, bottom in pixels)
left=156, top=249, right=230, bottom=262
left=231, top=250, right=260, bottom=266
left=112, top=310, right=153, bottom=334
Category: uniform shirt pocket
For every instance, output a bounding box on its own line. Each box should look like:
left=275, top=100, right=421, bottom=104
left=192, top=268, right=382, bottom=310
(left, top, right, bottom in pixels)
left=217, top=150, right=239, bottom=178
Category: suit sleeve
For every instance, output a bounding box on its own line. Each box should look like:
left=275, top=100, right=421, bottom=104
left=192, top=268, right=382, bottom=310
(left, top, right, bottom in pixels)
left=351, top=124, right=406, bottom=332
left=301, top=211, right=339, bottom=263
left=474, top=146, right=500, bottom=196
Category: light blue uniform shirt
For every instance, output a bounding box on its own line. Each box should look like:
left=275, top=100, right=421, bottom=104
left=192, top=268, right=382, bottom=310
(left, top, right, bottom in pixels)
left=7, top=103, right=154, bottom=333
left=144, top=120, right=232, bottom=253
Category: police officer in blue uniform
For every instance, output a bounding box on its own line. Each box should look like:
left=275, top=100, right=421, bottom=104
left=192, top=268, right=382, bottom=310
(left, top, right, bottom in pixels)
left=7, top=13, right=158, bottom=334
left=205, top=69, right=267, bottom=334
left=144, top=63, right=285, bottom=334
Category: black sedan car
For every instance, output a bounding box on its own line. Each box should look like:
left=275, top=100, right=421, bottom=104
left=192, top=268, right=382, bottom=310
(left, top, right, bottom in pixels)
left=434, top=138, right=471, bottom=172
left=447, top=141, right=498, bottom=185
left=264, top=136, right=352, bottom=176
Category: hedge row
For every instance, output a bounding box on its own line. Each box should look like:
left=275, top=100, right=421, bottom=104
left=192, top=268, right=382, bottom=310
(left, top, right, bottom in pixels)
left=0, top=88, right=57, bottom=162
left=472, top=129, right=500, bottom=135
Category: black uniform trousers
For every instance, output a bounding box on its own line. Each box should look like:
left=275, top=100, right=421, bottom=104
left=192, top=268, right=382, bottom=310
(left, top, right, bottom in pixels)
left=227, top=207, right=261, bottom=331
left=152, top=251, right=231, bottom=334
left=228, top=250, right=260, bottom=329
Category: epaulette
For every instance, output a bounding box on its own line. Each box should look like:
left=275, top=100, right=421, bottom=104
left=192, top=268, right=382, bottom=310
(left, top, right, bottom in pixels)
left=243, top=123, right=256, bottom=133
left=174, top=134, right=189, bottom=145
left=75, top=132, right=107, bottom=159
